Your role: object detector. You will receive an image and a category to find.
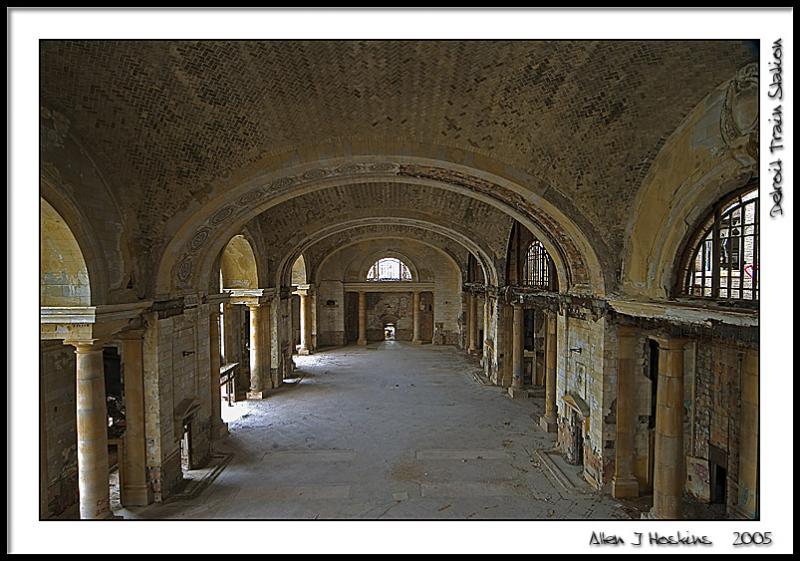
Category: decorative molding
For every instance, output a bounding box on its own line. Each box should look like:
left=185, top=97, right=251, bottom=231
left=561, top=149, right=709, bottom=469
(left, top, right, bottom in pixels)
left=343, top=281, right=435, bottom=293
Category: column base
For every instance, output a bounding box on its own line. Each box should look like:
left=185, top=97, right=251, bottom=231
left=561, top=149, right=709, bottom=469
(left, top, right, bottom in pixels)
left=357, top=340, right=367, bottom=346
left=120, top=484, right=151, bottom=507
left=412, top=339, right=423, bottom=345
left=538, top=415, right=557, bottom=433
left=611, top=476, right=640, bottom=499
left=298, top=348, right=312, bottom=355
left=507, top=386, right=528, bottom=399
left=247, top=390, right=269, bottom=400
left=212, top=422, right=229, bottom=440
left=641, top=507, right=681, bottom=520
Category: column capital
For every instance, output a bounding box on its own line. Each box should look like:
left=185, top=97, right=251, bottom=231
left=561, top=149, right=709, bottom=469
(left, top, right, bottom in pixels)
left=65, top=339, right=104, bottom=352
left=651, top=335, right=690, bottom=351
left=117, top=328, right=145, bottom=341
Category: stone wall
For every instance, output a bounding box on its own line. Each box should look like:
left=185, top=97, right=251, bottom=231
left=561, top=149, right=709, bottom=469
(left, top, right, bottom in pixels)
left=316, top=280, right=345, bottom=346
left=39, top=341, right=79, bottom=518
left=142, top=303, right=214, bottom=502
left=556, top=313, right=613, bottom=490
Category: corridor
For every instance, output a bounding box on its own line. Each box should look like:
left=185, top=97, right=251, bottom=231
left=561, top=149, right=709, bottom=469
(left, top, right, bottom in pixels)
left=124, top=343, right=628, bottom=520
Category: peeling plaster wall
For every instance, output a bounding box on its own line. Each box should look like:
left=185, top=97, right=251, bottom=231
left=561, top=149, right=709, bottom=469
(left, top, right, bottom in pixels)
left=686, top=337, right=757, bottom=517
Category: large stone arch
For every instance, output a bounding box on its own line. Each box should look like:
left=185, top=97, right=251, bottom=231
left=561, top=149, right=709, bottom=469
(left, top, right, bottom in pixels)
left=304, top=227, right=469, bottom=288
left=41, top=109, right=135, bottom=304
left=622, top=64, right=759, bottom=300
left=155, top=155, right=605, bottom=298
left=275, top=218, right=498, bottom=290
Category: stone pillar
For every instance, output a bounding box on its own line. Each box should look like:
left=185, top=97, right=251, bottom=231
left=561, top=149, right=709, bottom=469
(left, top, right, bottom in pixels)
left=483, top=294, right=491, bottom=356
left=466, top=292, right=476, bottom=353
left=430, top=292, right=437, bottom=345
left=736, top=348, right=759, bottom=519
left=222, top=301, right=237, bottom=365
left=120, top=332, right=150, bottom=506
left=508, top=303, right=526, bottom=399
left=298, top=290, right=312, bottom=355
left=650, top=337, right=687, bottom=519
left=209, top=309, right=228, bottom=438
left=357, top=291, right=367, bottom=346
left=612, top=326, right=640, bottom=498
left=71, top=341, right=112, bottom=519
left=469, top=293, right=481, bottom=354
left=539, top=312, right=558, bottom=432
left=247, top=302, right=270, bottom=399
left=412, top=291, right=422, bottom=344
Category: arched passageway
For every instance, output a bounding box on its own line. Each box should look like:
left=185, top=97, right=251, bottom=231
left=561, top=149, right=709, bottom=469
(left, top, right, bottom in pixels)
left=35, top=39, right=760, bottom=524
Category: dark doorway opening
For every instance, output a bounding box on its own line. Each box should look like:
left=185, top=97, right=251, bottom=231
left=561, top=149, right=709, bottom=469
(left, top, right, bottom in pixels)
left=645, top=339, right=660, bottom=492
left=712, top=464, right=727, bottom=505
left=709, top=445, right=728, bottom=506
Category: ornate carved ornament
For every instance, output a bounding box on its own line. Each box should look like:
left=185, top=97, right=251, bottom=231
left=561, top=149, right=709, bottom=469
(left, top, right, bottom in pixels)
left=720, top=63, right=759, bottom=162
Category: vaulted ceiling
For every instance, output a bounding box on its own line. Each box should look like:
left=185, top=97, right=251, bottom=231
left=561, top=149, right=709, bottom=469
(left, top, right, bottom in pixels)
left=40, top=40, right=758, bottom=296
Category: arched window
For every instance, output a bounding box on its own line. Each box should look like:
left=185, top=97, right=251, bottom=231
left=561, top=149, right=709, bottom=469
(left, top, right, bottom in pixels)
left=366, top=258, right=412, bottom=281
left=681, top=187, right=758, bottom=302
left=524, top=240, right=554, bottom=290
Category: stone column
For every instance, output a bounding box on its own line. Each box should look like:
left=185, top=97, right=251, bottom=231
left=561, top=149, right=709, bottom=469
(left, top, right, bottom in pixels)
left=466, top=292, right=476, bottom=353
left=430, top=292, right=437, bottom=345
left=483, top=294, right=491, bottom=356
left=209, top=309, right=228, bottom=438
left=357, top=291, right=367, bottom=345
left=119, top=331, right=150, bottom=506
left=471, top=292, right=480, bottom=354
left=539, top=312, right=558, bottom=432
left=71, top=340, right=112, bottom=519
left=650, top=337, right=687, bottom=519
left=298, top=289, right=312, bottom=355
left=222, top=301, right=236, bottom=364
left=508, top=302, right=526, bottom=399
left=412, top=291, right=422, bottom=344
left=736, top=348, right=759, bottom=519
left=612, top=326, right=640, bottom=498
left=247, top=302, right=270, bottom=399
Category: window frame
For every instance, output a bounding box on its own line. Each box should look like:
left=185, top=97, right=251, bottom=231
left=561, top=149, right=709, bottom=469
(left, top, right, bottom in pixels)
left=366, top=257, right=413, bottom=282
left=523, top=240, right=555, bottom=290
left=678, top=186, right=759, bottom=305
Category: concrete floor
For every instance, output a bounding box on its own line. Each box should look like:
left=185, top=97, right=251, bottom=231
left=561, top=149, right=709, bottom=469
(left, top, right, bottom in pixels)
left=124, top=342, right=630, bottom=520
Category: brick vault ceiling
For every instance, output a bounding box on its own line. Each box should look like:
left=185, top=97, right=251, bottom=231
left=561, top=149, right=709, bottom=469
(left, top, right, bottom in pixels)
left=40, top=40, right=757, bottom=254
left=249, top=181, right=512, bottom=258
